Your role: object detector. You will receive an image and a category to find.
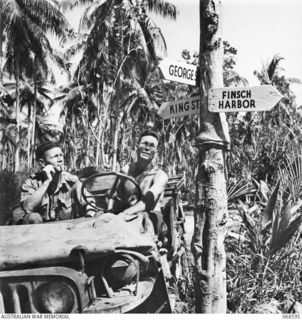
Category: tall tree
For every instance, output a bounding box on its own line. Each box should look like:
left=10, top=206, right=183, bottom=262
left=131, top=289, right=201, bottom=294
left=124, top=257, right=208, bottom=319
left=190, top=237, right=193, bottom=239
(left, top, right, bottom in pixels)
left=71, top=0, right=177, bottom=169
left=192, top=0, right=229, bottom=313
left=1, top=0, right=69, bottom=171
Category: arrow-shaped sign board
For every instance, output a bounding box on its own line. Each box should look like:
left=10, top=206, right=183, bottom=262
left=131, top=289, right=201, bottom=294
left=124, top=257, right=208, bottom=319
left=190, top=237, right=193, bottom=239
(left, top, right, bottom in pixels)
left=158, top=58, right=197, bottom=86
left=158, top=96, right=201, bottom=119
left=158, top=86, right=282, bottom=119
left=208, top=85, right=283, bottom=113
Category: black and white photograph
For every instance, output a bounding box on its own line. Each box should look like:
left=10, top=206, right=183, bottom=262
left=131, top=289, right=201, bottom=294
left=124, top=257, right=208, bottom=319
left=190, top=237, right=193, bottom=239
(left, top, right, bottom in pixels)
left=0, top=0, right=302, bottom=315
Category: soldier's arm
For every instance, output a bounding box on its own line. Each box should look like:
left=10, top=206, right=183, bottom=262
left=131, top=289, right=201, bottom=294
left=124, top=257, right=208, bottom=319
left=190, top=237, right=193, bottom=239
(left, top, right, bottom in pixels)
left=74, top=180, right=97, bottom=217
left=122, top=170, right=168, bottom=216
left=22, top=165, right=56, bottom=212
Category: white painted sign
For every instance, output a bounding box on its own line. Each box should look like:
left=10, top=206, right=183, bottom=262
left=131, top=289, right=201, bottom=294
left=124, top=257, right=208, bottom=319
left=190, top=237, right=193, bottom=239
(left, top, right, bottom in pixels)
left=208, top=85, right=283, bottom=113
left=158, top=58, right=197, bottom=86
left=158, top=96, right=201, bottom=119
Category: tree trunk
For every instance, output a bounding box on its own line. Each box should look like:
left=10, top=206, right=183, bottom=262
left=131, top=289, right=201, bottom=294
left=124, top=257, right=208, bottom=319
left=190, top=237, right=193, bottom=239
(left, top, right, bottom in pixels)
left=0, top=11, right=3, bottom=85
left=14, top=53, right=20, bottom=173
left=191, top=0, right=230, bottom=313
left=111, top=112, right=122, bottom=171
left=27, top=103, right=32, bottom=170
left=85, top=129, right=91, bottom=168
left=95, top=119, right=102, bottom=167
left=95, top=82, right=102, bottom=167
left=100, top=130, right=105, bottom=169
left=31, top=77, right=37, bottom=167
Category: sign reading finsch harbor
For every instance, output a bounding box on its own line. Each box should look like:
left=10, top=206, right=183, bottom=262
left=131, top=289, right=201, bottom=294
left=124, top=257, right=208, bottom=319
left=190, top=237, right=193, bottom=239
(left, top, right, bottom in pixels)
left=208, top=85, right=283, bottom=113
left=158, top=58, right=197, bottom=86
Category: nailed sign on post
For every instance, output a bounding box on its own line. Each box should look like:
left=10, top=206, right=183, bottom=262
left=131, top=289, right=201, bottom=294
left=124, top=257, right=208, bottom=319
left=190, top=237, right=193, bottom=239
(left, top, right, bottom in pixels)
left=208, top=85, right=283, bottom=113
left=158, top=58, right=197, bottom=86
left=158, top=96, right=201, bottom=119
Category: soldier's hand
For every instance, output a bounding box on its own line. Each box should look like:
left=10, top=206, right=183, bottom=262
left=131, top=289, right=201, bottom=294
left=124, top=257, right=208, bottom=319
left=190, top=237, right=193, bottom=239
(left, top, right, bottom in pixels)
left=122, top=210, right=139, bottom=222
left=42, top=164, right=56, bottom=182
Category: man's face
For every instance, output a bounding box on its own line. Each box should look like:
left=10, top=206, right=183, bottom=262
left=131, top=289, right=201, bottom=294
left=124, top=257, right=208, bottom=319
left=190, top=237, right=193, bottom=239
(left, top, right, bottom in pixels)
left=42, top=147, right=64, bottom=171
left=137, top=135, right=158, bottom=162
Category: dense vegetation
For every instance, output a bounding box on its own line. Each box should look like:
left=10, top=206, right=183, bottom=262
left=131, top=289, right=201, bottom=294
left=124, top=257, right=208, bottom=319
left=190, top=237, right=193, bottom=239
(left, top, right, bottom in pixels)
left=1, top=0, right=302, bottom=314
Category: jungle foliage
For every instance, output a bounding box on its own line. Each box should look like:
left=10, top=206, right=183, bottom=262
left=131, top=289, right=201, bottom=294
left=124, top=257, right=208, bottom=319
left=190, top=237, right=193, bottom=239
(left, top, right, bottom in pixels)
left=1, top=0, right=302, bottom=314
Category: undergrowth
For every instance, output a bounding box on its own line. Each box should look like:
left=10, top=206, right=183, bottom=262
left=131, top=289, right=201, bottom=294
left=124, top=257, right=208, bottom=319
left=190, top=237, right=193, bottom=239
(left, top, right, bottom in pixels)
left=226, top=230, right=302, bottom=313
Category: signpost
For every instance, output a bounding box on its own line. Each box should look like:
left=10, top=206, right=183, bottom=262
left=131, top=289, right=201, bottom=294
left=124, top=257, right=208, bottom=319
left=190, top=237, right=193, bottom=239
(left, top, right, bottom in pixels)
left=157, top=85, right=282, bottom=119
left=158, top=58, right=197, bottom=86
left=157, top=95, right=201, bottom=119
left=158, top=57, right=282, bottom=315
left=208, top=85, right=283, bottom=113
left=157, top=2, right=283, bottom=314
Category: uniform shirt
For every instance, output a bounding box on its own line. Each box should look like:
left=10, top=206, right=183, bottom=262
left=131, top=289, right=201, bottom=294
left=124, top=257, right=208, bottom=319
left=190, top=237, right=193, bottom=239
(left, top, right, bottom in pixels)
left=21, top=171, right=92, bottom=221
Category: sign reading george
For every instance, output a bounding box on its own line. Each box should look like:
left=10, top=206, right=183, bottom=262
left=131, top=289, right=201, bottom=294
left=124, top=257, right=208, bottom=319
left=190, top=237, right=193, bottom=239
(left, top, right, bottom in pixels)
left=158, top=96, right=201, bottom=119
left=208, top=85, right=283, bottom=113
left=158, top=58, right=197, bottom=86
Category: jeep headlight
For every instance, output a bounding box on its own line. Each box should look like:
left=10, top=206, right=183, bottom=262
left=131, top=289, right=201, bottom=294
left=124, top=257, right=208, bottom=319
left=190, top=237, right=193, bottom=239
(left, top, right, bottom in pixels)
left=34, top=281, right=75, bottom=313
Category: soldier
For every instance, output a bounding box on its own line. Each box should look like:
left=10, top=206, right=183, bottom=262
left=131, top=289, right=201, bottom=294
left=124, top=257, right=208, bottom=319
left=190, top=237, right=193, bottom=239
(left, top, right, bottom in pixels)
left=11, top=141, right=95, bottom=224
left=121, top=130, right=168, bottom=236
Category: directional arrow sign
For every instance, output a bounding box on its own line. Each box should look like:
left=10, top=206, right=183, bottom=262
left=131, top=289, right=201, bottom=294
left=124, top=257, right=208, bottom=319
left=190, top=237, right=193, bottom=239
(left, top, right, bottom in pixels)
left=158, top=58, right=197, bottom=86
left=208, top=85, right=283, bottom=113
left=158, top=96, right=201, bottom=119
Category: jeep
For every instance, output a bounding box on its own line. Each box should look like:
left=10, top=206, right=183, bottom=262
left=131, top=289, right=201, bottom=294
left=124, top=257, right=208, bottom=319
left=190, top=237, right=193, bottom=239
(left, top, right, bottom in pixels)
left=0, top=172, right=189, bottom=313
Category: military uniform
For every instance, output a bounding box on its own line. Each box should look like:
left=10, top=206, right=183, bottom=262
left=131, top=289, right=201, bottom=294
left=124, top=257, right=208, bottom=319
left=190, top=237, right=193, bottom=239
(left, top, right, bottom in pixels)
left=12, top=172, right=93, bottom=224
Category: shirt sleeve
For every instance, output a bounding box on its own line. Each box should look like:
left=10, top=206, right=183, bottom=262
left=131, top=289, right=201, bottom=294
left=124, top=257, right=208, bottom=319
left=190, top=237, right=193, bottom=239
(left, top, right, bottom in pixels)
left=63, top=172, right=79, bottom=183
left=20, top=177, right=39, bottom=203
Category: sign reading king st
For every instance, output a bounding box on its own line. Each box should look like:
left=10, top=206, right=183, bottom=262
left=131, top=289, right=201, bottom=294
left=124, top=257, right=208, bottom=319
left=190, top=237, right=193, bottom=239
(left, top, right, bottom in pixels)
left=208, top=85, right=283, bottom=113
left=158, top=96, right=201, bottom=119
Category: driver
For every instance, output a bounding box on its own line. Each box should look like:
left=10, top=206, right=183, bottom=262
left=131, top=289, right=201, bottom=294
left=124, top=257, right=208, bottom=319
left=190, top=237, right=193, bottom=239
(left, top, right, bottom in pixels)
left=11, top=141, right=96, bottom=224
left=120, top=130, right=168, bottom=236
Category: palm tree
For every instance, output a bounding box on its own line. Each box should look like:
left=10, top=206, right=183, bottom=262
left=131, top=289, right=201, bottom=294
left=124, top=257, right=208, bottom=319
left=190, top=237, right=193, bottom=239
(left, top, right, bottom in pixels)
left=69, top=0, right=177, bottom=170
left=2, top=71, right=57, bottom=170
left=250, top=54, right=302, bottom=181
left=1, top=0, right=69, bottom=171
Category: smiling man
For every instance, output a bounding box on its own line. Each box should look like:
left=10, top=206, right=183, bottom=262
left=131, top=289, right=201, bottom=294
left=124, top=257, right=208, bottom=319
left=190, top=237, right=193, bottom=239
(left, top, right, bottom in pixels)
left=11, top=141, right=95, bottom=224
left=120, top=130, right=168, bottom=235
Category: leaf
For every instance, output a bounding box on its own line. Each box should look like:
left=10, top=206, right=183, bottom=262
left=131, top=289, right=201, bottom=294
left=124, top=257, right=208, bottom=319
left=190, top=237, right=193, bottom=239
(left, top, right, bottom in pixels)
left=290, top=199, right=302, bottom=220
left=271, top=210, right=280, bottom=247
left=270, top=216, right=302, bottom=255
left=259, top=180, right=269, bottom=202
left=237, top=204, right=256, bottom=239
left=227, top=178, right=257, bottom=203
left=276, top=199, right=291, bottom=236
left=279, top=155, right=302, bottom=202
left=262, top=181, right=280, bottom=229
left=248, top=204, right=259, bottom=215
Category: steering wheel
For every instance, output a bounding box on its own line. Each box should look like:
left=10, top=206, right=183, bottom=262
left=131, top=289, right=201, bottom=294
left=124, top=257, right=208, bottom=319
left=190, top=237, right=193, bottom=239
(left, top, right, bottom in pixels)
left=81, top=172, right=142, bottom=212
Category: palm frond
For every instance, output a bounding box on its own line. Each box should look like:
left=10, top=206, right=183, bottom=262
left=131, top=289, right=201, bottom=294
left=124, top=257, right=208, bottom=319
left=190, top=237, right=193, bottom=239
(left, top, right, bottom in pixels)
left=262, top=180, right=280, bottom=230
left=278, top=153, right=302, bottom=202
left=64, top=38, right=87, bottom=60
left=146, top=0, right=178, bottom=19
left=59, top=0, right=94, bottom=12
left=270, top=213, right=301, bottom=255
left=287, top=77, right=302, bottom=85
left=267, top=54, right=284, bottom=81
left=224, top=70, right=249, bottom=87
left=227, top=177, right=257, bottom=204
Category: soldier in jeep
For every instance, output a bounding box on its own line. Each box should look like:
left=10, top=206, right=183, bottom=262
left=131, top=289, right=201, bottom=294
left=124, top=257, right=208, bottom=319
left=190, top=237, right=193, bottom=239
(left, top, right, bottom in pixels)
left=11, top=141, right=95, bottom=224
left=120, top=130, right=168, bottom=237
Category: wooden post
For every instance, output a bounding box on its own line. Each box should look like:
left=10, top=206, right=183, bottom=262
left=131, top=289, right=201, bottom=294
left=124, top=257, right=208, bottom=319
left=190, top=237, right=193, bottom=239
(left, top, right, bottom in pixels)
left=191, top=0, right=230, bottom=313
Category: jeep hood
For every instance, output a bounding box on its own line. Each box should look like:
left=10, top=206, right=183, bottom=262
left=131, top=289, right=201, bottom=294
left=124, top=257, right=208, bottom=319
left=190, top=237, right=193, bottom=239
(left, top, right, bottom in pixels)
left=0, top=213, right=156, bottom=270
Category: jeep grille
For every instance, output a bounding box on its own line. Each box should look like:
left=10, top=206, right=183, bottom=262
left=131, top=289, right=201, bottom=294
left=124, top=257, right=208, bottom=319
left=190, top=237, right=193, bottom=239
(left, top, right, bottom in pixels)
left=0, top=282, right=34, bottom=313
